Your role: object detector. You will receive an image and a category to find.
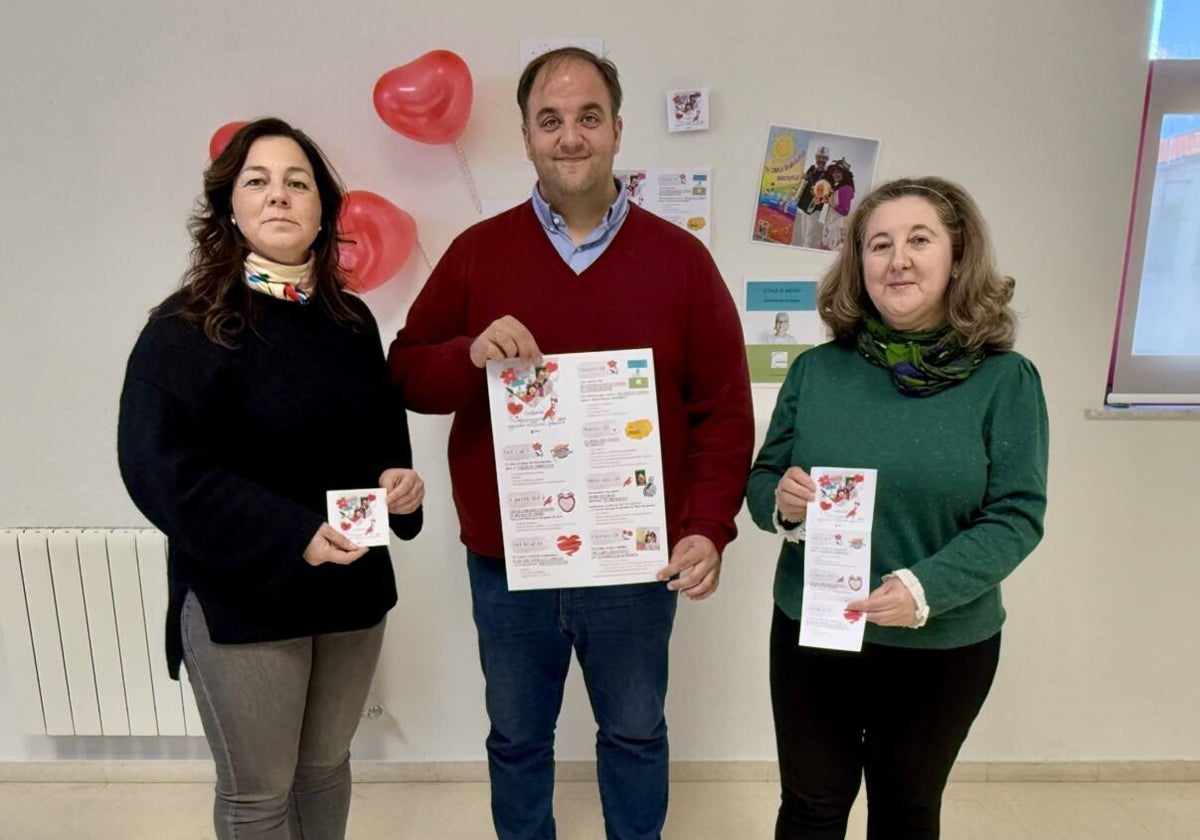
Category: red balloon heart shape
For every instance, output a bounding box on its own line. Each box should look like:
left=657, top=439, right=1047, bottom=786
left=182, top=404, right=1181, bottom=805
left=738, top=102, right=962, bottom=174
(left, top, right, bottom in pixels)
left=373, top=50, right=473, bottom=145
left=337, top=190, right=417, bottom=293
left=209, top=121, right=249, bottom=161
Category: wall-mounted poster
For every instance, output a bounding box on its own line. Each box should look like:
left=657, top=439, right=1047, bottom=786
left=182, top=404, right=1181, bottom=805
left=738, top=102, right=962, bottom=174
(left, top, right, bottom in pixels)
left=742, top=278, right=825, bottom=385
left=666, top=88, right=709, bottom=132
left=616, top=168, right=711, bottom=245
left=751, top=125, right=880, bottom=253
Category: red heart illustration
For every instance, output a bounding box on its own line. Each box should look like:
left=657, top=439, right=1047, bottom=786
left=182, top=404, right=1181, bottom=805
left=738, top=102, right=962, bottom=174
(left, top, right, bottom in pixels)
left=819, top=501, right=832, bottom=510
left=340, top=521, right=351, bottom=531
left=556, top=535, right=583, bottom=555
left=843, top=609, right=863, bottom=624
left=507, top=402, right=523, bottom=415
left=373, top=50, right=474, bottom=145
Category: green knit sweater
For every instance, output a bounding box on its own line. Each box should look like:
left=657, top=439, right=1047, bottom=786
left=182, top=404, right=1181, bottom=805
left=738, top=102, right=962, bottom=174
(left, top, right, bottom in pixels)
left=746, top=340, right=1048, bottom=649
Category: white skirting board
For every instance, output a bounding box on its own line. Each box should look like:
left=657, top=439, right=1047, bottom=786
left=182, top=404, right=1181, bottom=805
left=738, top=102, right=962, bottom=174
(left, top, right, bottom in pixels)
left=0, top=760, right=1197, bottom=784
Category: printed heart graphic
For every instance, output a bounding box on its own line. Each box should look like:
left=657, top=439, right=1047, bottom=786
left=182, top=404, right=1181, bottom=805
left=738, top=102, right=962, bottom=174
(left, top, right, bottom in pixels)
left=340, top=521, right=351, bottom=531
left=373, top=50, right=474, bottom=145
left=819, top=501, right=832, bottom=510
left=843, top=609, right=863, bottom=623
left=556, top=534, right=583, bottom=556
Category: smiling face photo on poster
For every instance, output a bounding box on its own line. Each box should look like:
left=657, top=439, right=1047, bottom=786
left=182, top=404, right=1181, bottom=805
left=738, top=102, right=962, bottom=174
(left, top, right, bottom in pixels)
left=750, top=125, right=880, bottom=254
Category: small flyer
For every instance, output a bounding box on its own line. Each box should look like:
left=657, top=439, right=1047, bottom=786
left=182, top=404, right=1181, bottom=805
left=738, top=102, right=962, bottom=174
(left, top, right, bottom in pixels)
left=741, top=278, right=824, bottom=385
left=615, top=168, right=712, bottom=245
left=485, top=349, right=669, bottom=591
left=666, top=88, right=709, bottom=132
left=326, top=488, right=389, bottom=548
left=798, top=467, right=878, bottom=652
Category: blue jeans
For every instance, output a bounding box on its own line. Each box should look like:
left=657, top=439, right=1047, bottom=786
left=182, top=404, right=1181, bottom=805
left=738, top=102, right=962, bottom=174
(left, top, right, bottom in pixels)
left=467, top=550, right=678, bottom=840
left=181, top=591, right=385, bottom=840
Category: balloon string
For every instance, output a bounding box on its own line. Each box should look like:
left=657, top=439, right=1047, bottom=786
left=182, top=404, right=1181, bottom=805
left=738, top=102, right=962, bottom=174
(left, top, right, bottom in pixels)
left=454, top=140, right=482, bottom=214
left=417, top=238, right=433, bottom=272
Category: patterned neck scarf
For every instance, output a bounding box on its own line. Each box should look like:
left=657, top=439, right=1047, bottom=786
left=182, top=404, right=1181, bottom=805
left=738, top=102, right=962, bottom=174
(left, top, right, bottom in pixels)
left=856, top=314, right=986, bottom=398
left=244, top=252, right=315, bottom=304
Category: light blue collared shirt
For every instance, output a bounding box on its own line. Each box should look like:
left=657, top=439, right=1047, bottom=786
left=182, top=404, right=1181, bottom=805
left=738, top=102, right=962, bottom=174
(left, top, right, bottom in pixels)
left=530, top=180, right=630, bottom=275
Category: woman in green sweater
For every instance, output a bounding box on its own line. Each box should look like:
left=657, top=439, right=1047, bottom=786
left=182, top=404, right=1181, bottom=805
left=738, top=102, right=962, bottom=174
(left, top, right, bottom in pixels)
left=746, top=176, right=1048, bottom=839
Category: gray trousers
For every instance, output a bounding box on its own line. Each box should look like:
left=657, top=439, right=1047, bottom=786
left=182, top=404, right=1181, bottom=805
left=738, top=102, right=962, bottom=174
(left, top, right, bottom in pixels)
left=181, top=591, right=385, bottom=840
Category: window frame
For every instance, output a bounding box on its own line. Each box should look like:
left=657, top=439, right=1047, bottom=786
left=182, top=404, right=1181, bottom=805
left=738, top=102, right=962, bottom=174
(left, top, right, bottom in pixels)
left=1108, top=60, right=1200, bottom=406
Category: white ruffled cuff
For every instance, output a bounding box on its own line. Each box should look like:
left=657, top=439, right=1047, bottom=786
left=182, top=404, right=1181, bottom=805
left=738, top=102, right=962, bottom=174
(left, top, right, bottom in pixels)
left=884, top=568, right=929, bottom=629
left=773, top=507, right=806, bottom=542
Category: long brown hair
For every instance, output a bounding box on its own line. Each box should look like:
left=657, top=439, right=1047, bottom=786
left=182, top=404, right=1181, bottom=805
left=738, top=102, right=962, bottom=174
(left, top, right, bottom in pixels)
left=167, top=117, right=363, bottom=347
left=817, top=176, right=1016, bottom=351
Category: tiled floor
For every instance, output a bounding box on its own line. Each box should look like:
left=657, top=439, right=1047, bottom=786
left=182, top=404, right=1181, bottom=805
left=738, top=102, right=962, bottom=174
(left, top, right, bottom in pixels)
left=1, top=779, right=1196, bottom=839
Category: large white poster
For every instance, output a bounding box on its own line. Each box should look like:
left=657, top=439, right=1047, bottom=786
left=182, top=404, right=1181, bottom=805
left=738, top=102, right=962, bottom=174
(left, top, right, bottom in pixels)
left=485, top=349, right=669, bottom=590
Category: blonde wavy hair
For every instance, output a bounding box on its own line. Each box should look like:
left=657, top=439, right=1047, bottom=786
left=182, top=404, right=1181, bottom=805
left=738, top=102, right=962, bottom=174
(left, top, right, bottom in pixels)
left=816, top=176, right=1016, bottom=351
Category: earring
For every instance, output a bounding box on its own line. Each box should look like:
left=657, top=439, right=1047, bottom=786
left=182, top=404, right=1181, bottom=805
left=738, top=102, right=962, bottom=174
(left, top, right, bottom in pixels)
left=231, top=216, right=238, bottom=227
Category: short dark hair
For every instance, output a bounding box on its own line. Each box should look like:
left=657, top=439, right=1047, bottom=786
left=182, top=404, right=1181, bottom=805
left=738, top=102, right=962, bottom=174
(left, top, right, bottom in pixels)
left=517, top=47, right=622, bottom=121
left=171, top=117, right=362, bottom=347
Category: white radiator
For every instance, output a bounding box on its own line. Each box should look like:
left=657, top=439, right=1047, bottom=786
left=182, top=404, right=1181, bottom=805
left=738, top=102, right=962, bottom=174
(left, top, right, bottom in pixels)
left=0, top=529, right=203, bottom=737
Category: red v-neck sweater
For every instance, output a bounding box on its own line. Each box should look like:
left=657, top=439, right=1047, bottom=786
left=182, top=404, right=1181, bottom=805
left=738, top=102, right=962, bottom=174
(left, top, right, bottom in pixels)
left=388, top=202, right=753, bottom=558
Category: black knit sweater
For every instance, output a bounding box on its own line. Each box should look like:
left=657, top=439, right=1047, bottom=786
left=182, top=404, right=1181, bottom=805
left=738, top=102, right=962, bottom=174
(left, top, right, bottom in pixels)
left=118, top=290, right=420, bottom=678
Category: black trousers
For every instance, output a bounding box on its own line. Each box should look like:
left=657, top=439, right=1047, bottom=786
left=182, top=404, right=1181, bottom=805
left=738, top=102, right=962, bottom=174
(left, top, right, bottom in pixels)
left=769, top=606, right=1001, bottom=840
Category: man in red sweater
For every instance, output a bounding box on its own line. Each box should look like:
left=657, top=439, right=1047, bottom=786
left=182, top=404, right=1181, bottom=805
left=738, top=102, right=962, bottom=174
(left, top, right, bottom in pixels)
left=388, top=48, right=752, bottom=840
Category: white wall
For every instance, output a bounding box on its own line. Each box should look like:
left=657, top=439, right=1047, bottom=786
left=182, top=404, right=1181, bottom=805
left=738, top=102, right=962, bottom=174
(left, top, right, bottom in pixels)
left=2, top=0, right=1193, bottom=764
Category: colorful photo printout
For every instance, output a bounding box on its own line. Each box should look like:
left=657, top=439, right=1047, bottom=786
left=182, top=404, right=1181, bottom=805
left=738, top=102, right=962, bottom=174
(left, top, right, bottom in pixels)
left=752, top=125, right=879, bottom=253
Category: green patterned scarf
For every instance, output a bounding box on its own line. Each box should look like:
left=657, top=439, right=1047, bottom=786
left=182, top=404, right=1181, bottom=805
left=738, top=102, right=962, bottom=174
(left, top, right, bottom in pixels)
left=856, top=314, right=986, bottom=397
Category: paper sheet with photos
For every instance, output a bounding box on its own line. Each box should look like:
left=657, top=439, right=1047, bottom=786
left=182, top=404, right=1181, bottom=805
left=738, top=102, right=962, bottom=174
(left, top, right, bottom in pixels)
left=326, top=488, right=389, bottom=547
left=485, top=349, right=669, bottom=590
left=799, top=467, right=878, bottom=652
left=615, top=168, right=711, bottom=245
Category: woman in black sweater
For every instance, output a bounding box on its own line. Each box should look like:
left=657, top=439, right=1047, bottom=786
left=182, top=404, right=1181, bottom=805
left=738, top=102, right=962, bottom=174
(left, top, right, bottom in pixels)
left=118, top=118, right=422, bottom=840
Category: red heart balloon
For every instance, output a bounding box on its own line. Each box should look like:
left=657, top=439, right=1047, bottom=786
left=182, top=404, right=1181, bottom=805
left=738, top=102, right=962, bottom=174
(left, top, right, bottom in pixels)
left=373, top=50, right=473, bottom=145
left=209, top=121, right=249, bottom=161
left=337, top=190, right=417, bottom=293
